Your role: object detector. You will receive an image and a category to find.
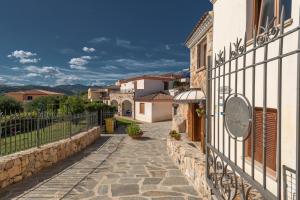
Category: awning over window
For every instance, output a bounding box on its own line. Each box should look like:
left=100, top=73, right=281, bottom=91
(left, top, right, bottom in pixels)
left=174, top=89, right=206, bottom=103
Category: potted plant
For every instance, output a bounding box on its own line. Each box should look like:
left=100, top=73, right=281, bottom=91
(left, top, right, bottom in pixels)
left=126, top=124, right=143, bottom=139
left=169, top=130, right=181, bottom=141
left=173, top=132, right=181, bottom=141
left=196, top=108, right=205, bottom=117
left=169, top=130, right=177, bottom=137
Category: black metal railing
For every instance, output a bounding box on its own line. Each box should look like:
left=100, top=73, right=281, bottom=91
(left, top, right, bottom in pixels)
left=0, top=111, right=98, bottom=157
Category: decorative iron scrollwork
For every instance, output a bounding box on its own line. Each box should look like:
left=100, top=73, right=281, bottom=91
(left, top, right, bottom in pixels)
left=230, top=38, right=245, bottom=59
left=207, top=149, right=263, bottom=200
left=257, top=17, right=280, bottom=46
left=216, top=50, right=225, bottom=66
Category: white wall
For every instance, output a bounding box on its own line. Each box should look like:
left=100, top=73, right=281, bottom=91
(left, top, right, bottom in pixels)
left=212, top=0, right=300, bottom=196
left=135, top=79, right=166, bottom=97
left=120, top=81, right=136, bottom=92
left=135, top=101, right=173, bottom=123
left=152, top=102, right=173, bottom=122
left=135, top=102, right=153, bottom=123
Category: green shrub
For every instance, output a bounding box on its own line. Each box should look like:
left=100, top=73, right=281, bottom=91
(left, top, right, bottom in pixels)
left=0, top=95, right=23, bottom=113
left=126, top=124, right=143, bottom=137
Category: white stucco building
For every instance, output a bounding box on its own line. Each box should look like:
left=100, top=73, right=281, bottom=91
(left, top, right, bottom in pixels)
left=110, top=74, right=182, bottom=122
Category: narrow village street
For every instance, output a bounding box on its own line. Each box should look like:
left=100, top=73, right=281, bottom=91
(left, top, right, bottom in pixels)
left=0, top=122, right=202, bottom=200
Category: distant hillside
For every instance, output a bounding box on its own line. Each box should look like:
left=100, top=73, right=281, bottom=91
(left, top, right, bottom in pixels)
left=0, top=84, right=92, bottom=96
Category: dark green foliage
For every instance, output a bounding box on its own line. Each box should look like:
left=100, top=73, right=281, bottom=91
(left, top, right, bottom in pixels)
left=0, top=95, right=23, bottom=113
left=59, top=96, right=85, bottom=114
left=25, top=96, right=61, bottom=112
left=85, top=101, right=117, bottom=112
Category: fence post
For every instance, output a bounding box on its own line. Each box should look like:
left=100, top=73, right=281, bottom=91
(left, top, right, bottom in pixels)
left=36, top=112, right=40, bottom=148
left=0, top=113, right=2, bottom=156
left=69, top=113, right=72, bottom=138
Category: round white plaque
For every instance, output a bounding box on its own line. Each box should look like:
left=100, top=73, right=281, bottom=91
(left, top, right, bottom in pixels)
left=224, top=94, right=252, bottom=140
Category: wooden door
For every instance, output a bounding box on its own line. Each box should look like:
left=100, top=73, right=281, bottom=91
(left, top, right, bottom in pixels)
left=188, top=104, right=201, bottom=141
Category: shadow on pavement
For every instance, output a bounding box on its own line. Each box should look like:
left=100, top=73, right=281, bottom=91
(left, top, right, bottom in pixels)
left=0, top=136, right=111, bottom=200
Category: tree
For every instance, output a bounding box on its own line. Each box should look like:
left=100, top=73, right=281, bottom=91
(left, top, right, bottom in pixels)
left=0, top=95, right=23, bottom=113
left=59, top=96, right=85, bottom=114
left=25, top=96, right=61, bottom=113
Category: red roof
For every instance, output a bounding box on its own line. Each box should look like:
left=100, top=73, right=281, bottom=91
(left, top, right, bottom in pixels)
left=135, top=92, right=173, bottom=102
left=6, top=89, right=64, bottom=96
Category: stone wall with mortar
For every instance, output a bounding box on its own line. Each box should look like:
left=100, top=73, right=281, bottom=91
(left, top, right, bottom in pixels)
left=167, top=137, right=211, bottom=199
left=190, top=27, right=213, bottom=92
left=0, top=127, right=100, bottom=189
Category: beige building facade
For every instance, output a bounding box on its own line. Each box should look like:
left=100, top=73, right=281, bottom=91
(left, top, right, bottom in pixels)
left=173, top=11, right=213, bottom=151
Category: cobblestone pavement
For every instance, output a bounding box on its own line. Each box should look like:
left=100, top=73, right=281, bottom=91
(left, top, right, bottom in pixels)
left=0, top=121, right=202, bottom=200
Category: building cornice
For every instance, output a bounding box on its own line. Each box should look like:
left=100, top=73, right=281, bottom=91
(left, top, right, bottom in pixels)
left=185, top=12, right=213, bottom=49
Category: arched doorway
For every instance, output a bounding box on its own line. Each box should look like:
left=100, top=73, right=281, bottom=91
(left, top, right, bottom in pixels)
left=110, top=100, right=118, bottom=109
left=122, top=100, right=132, bottom=117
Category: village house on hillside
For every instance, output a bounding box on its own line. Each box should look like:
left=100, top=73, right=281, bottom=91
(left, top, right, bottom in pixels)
left=5, top=89, right=64, bottom=103
left=88, top=85, right=120, bottom=104
left=109, top=73, right=188, bottom=122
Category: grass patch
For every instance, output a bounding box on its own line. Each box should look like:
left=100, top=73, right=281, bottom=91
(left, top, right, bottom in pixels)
left=0, top=120, right=89, bottom=156
left=116, top=118, right=137, bottom=126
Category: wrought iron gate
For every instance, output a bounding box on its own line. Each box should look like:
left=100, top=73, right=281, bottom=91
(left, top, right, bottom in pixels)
left=205, top=8, right=300, bottom=200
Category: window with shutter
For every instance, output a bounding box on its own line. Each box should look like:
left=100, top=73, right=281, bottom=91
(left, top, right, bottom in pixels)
left=140, top=103, right=145, bottom=114
left=246, top=107, right=277, bottom=171
left=197, top=38, right=207, bottom=69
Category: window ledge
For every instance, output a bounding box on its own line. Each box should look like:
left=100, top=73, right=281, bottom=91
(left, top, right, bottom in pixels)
left=196, top=67, right=206, bottom=73
left=244, top=156, right=277, bottom=181
left=246, top=18, right=293, bottom=47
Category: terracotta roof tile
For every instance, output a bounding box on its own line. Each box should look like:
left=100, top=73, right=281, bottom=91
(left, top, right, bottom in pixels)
left=135, top=92, right=173, bottom=102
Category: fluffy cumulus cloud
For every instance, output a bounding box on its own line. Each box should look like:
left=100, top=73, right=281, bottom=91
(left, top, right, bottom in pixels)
left=89, top=37, right=110, bottom=44
left=8, top=50, right=40, bottom=64
left=116, top=39, right=143, bottom=50
left=69, top=56, right=92, bottom=70
left=25, top=66, right=60, bottom=78
left=82, top=47, right=96, bottom=53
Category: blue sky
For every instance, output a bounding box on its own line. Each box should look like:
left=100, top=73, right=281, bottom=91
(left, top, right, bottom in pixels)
left=0, top=0, right=211, bottom=86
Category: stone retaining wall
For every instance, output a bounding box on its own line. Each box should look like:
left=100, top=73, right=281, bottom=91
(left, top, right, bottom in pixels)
left=0, top=127, right=101, bottom=189
left=167, top=137, right=211, bottom=199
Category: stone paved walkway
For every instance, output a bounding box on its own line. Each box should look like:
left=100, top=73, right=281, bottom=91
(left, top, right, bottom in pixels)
left=0, top=121, right=202, bottom=200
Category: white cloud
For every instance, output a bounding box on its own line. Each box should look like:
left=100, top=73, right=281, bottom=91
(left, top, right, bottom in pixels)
left=55, top=75, right=81, bottom=85
left=26, top=73, right=41, bottom=78
left=116, top=39, right=143, bottom=50
left=89, top=37, right=110, bottom=43
left=8, top=50, right=40, bottom=64
left=69, top=56, right=93, bottom=70
left=11, top=67, right=20, bottom=70
left=165, top=45, right=171, bottom=50
left=82, top=47, right=96, bottom=53
left=25, top=66, right=60, bottom=77
left=109, top=58, right=188, bottom=69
